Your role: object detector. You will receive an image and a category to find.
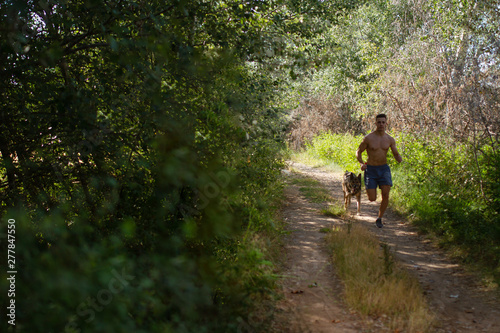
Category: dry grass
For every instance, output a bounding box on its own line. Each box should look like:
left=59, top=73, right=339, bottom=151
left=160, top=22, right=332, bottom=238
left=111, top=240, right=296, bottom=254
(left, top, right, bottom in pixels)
left=326, top=223, right=436, bottom=332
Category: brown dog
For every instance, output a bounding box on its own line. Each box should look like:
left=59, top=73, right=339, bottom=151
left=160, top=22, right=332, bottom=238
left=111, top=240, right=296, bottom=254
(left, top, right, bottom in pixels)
left=342, top=171, right=362, bottom=215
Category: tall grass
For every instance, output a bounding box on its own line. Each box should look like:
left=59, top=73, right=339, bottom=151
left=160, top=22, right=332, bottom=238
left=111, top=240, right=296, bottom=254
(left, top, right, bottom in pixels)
left=326, top=223, right=436, bottom=332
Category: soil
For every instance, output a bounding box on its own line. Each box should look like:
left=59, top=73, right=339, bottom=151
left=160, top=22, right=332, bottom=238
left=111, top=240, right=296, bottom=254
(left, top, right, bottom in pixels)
left=271, top=162, right=500, bottom=333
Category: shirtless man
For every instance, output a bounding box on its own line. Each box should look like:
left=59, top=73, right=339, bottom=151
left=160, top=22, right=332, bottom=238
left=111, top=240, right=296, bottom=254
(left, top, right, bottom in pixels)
left=356, top=114, right=403, bottom=228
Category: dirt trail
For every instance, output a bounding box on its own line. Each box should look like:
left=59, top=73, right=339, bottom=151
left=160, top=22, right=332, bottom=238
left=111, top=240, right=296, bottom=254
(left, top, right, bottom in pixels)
left=272, top=162, right=500, bottom=333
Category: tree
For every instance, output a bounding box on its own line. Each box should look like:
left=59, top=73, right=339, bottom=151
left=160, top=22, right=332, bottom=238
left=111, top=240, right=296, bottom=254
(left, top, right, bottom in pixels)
left=1, top=0, right=366, bottom=331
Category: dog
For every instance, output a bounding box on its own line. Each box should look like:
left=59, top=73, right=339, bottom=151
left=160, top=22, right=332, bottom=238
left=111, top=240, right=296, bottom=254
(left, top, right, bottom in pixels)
left=342, top=171, right=362, bottom=215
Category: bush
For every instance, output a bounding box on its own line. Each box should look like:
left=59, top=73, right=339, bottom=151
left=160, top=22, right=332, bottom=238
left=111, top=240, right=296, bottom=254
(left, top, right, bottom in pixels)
left=390, top=134, right=500, bottom=282
left=305, top=132, right=364, bottom=173
left=0, top=65, right=287, bottom=333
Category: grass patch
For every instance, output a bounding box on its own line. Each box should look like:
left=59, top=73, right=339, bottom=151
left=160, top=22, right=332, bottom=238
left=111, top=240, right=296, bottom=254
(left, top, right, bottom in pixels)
left=290, top=176, right=334, bottom=204
left=289, top=168, right=346, bottom=217
left=326, top=223, right=436, bottom=332
left=298, top=186, right=332, bottom=203
left=320, top=202, right=345, bottom=217
left=290, top=176, right=321, bottom=187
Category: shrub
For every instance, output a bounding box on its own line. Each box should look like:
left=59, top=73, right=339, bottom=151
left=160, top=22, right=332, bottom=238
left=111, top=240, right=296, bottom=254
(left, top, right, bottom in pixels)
left=305, top=132, right=364, bottom=173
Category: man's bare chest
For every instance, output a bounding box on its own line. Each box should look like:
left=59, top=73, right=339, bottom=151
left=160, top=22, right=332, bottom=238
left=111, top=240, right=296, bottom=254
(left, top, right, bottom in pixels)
left=367, top=136, right=390, bottom=151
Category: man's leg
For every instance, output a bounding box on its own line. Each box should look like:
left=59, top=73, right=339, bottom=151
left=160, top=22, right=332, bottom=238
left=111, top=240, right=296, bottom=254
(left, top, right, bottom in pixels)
left=378, top=185, right=391, bottom=218
left=367, top=188, right=384, bottom=228
left=366, top=188, right=377, bottom=202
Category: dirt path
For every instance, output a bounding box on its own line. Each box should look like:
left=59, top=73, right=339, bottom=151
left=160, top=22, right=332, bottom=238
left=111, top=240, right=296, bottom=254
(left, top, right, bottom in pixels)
left=272, top=162, right=500, bottom=333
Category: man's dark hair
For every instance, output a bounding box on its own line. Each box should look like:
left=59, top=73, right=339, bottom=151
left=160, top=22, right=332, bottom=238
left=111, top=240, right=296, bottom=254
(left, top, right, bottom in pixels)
left=376, top=113, right=387, bottom=120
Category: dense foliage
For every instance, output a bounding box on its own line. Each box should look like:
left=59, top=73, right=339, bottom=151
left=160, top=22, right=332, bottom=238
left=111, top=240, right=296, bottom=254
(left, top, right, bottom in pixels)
left=2, top=0, right=499, bottom=331
left=289, top=0, right=500, bottom=141
left=0, top=0, right=364, bottom=332
left=305, top=132, right=363, bottom=172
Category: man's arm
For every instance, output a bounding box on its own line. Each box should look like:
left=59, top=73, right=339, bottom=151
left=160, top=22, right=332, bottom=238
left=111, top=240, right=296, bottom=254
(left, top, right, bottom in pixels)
left=390, top=137, right=403, bottom=163
left=356, top=138, right=368, bottom=170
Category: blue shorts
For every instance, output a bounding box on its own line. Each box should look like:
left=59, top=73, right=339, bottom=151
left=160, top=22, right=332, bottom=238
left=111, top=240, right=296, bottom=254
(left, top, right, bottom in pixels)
left=364, top=164, right=392, bottom=189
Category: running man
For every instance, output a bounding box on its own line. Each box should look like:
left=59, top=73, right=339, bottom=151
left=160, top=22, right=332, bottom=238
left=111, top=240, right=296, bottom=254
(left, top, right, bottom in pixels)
left=356, top=114, right=403, bottom=228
